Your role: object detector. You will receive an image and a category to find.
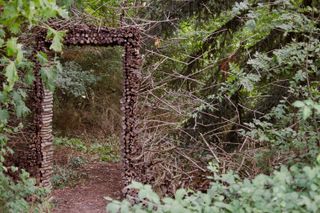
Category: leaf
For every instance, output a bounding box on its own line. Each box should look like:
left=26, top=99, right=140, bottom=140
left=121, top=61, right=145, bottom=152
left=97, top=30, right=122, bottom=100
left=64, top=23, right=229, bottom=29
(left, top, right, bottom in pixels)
left=37, top=51, right=48, bottom=64
left=175, top=189, right=187, bottom=200
left=16, top=44, right=24, bottom=64
left=9, top=22, right=21, bottom=34
left=293, top=101, right=305, bottom=108
left=47, top=28, right=65, bottom=52
left=51, top=33, right=64, bottom=52
left=106, top=202, right=121, bottom=213
left=10, top=166, right=18, bottom=172
left=5, top=61, right=19, bottom=91
left=0, top=29, right=5, bottom=37
left=6, top=38, right=24, bottom=63
left=317, top=154, right=320, bottom=165
left=24, top=70, right=35, bottom=85
left=246, top=19, right=256, bottom=30
left=129, top=181, right=144, bottom=189
left=278, top=24, right=293, bottom=31
left=0, top=109, right=9, bottom=124
left=12, top=91, right=29, bottom=118
left=313, top=104, right=320, bottom=114
left=6, top=38, right=18, bottom=56
left=302, top=107, right=312, bottom=120
left=57, top=7, right=69, bottom=19
left=40, top=66, right=57, bottom=91
left=15, top=102, right=30, bottom=118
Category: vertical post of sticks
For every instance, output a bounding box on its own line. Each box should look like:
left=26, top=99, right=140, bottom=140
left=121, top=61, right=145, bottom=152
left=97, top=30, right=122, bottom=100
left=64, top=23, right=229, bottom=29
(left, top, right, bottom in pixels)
left=32, top=38, right=54, bottom=189
left=39, top=87, right=54, bottom=188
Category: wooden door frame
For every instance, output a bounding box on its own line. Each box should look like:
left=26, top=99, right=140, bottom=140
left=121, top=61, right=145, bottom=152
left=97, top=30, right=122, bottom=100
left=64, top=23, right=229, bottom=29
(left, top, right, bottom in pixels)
left=30, top=24, right=144, bottom=195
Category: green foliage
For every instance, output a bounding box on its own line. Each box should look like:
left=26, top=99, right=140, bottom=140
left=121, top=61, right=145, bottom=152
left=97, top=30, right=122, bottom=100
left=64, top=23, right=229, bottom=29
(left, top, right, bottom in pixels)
left=88, top=134, right=120, bottom=162
left=0, top=0, right=67, bottom=34
left=108, top=159, right=320, bottom=213
left=293, top=100, right=320, bottom=120
left=51, top=160, right=87, bottom=189
left=242, top=38, right=320, bottom=162
left=54, top=137, right=88, bottom=152
left=0, top=0, right=67, bottom=211
left=47, top=27, right=66, bottom=52
left=52, top=138, right=88, bottom=189
left=56, top=61, right=98, bottom=97
left=69, top=156, right=87, bottom=169
left=0, top=167, right=50, bottom=213
left=180, top=0, right=320, bottom=171
left=53, top=136, right=120, bottom=162
left=104, top=0, right=320, bottom=211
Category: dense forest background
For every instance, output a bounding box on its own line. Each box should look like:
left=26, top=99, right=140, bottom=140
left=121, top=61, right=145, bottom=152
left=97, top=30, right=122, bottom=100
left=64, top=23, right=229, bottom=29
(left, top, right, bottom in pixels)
left=0, top=0, right=320, bottom=212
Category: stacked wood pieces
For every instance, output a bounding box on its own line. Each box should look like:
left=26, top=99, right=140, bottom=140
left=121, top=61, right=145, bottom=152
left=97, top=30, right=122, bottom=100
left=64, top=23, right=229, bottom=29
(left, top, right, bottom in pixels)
left=39, top=89, right=54, bottom=188
left=26, top=23, right=144, bottom=197
left=121, top=44, right=144, bottom=199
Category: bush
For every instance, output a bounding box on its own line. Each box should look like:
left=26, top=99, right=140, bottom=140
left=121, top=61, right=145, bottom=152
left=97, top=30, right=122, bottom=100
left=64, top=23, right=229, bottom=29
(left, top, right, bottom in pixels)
left=0, top=166, right=50, bottom=213
left=51, top=165, right=86, bottom=189
left=88, top=134, right=120, bottom=162
left=107, top=158, right=320, bottom=213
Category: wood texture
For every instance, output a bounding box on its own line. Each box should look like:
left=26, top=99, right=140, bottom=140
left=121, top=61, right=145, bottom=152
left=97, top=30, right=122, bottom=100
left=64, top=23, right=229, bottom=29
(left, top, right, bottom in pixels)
left=21, top=23, right=144, bottom=196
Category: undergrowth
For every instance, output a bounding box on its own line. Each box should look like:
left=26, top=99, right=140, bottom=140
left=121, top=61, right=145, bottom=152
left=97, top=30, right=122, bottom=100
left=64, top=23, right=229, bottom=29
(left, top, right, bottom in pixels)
left=52, top=162, right=87, bottom=189
left=52, top=135, right=120, bottom=189
left=0, top=167, right=51, bottom=213
left=53, top=135, right=120, bottom=163
left=108, top=157, right=320, bottom=213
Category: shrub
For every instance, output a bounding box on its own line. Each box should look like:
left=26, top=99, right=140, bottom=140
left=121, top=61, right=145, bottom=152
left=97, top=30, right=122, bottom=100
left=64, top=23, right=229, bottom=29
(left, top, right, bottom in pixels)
left=51, top=164, right=87, bottom=189
left=0, top=0, right=67, bottom=211
left=0, top=166, right=50, bottom=213
left=107, top=158, right=320, bottom=213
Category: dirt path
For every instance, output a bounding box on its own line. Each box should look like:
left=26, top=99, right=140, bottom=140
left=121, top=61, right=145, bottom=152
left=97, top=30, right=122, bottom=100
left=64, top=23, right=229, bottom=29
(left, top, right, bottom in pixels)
left=52, top=162, right=123, bottom=213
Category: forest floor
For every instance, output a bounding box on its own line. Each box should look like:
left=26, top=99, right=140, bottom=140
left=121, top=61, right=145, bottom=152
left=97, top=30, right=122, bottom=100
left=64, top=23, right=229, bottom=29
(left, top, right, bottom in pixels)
left=51, top=143, right=123, bottom=213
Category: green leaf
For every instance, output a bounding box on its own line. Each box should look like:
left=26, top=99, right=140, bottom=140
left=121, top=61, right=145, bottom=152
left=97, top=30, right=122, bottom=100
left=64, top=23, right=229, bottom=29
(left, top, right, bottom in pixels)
left=175, top=189, right=187, bottom=200
left=10, top=166, right=18, bottom=172
left=57, top=7, right=69, bottom=19
left=293, top=101, right=305, bottom=108
left=12, top=91, right=29, bottom=118
left=47, top=28, right=65, bottom=52
left=51, top=32, right=64, bottom=52
left=6, top=38, right=24, bottom=63
left=6, top=38, right=18, bottom=56
left=16, top=44, right=24, bottom=64
left=317, top=154, right=320, bottom=165
left=0, top=91, right=8, bottom=103
left=302, top=107, right=312, bottom=120
left=5, top=61, right=19, bottom=91
left=0, top=109, right=9, bottom=124
left=40, top=66, right=57, bottom=91
left=9, top=22, right=21, bottom=34
left=37, top=51, right=48, bottom=64
left=24, top=70, right=35, bottom=85
left=246, top=19, right=256, bottom=30
left=106, top=202, right=121, bottom=213
left=0, top=29, right=5, bottom=37
left=314, top=104, right=320, bottom=114
left=129, top=181, right=144, bottom=189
